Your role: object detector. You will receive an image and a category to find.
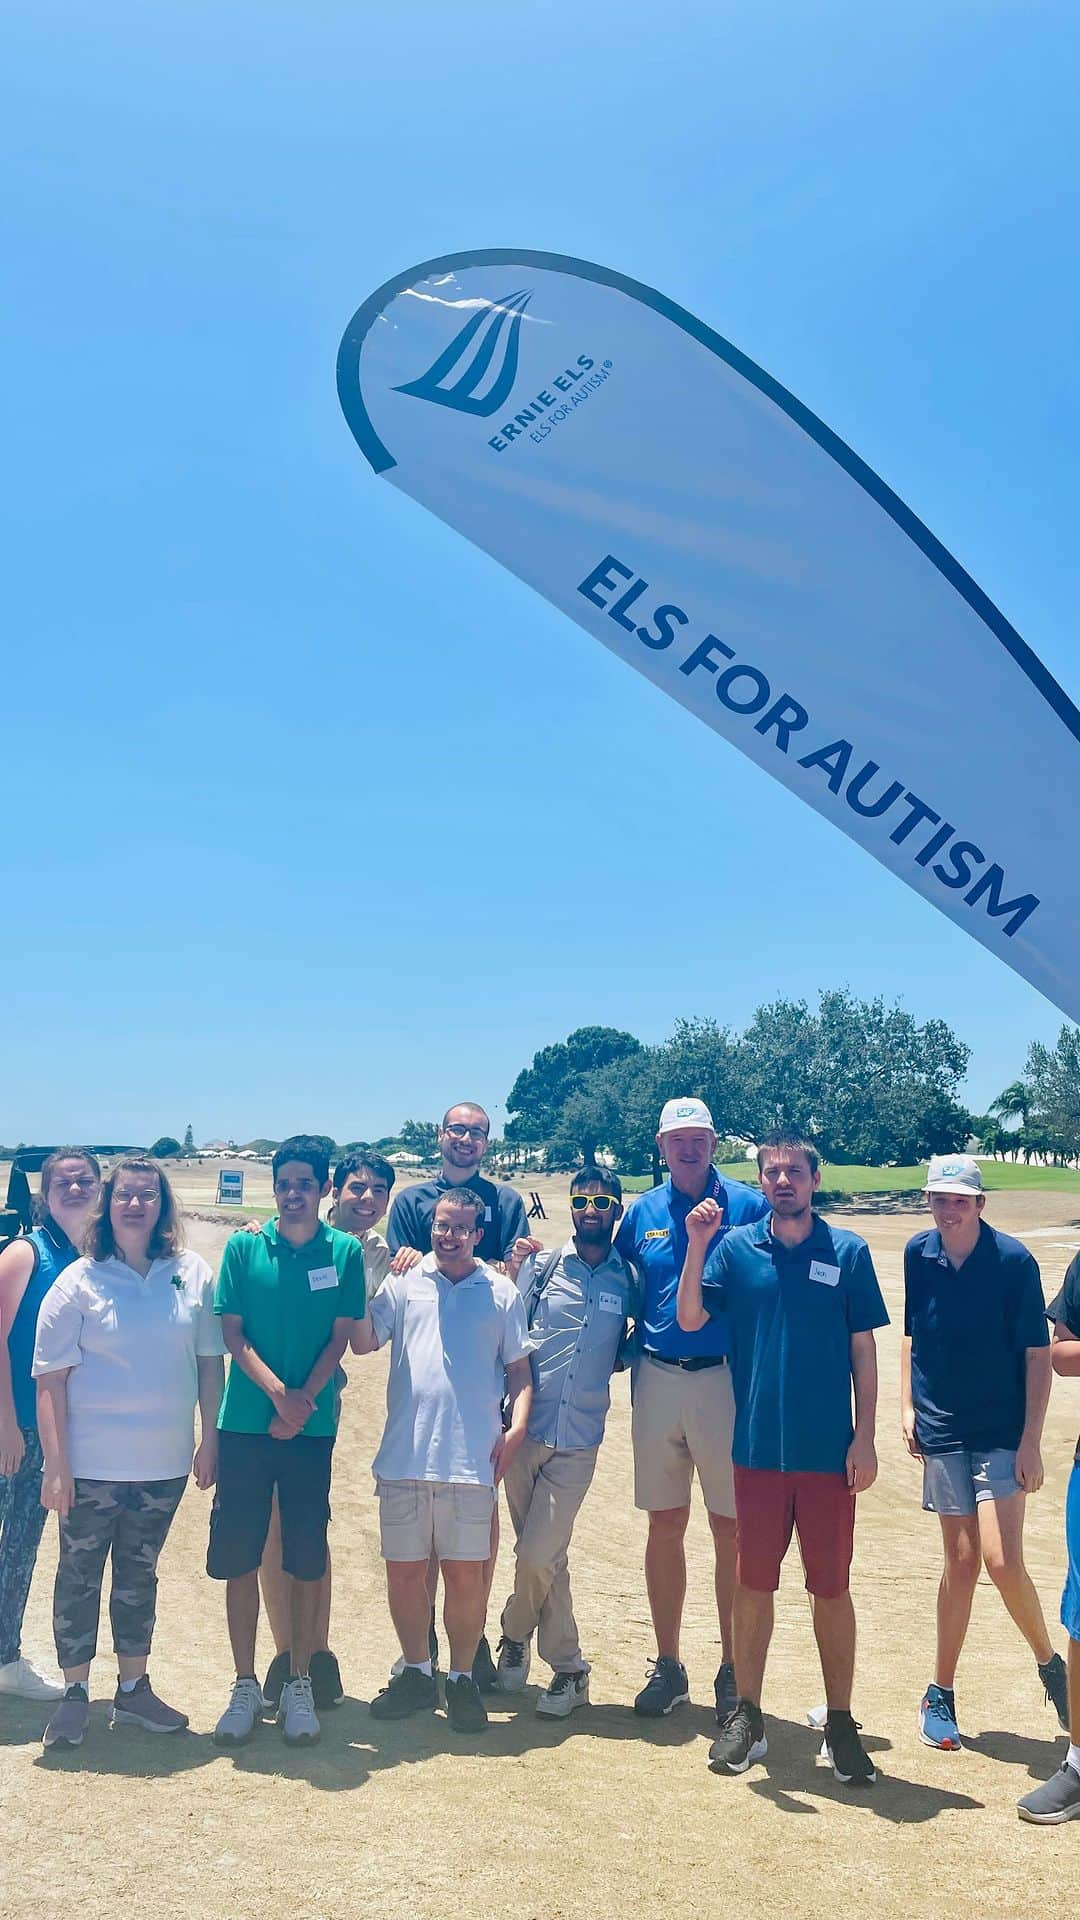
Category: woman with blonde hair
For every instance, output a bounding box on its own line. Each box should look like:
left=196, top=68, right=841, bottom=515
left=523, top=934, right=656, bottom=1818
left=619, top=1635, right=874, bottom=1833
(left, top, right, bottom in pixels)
left=0, top=1149, right=102, bottom=1700
left=33, top=1156, right=224, bottom=1751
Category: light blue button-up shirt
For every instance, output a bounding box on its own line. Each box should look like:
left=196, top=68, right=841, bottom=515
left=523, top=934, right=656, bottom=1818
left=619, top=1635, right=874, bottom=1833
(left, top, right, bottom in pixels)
left=520, top=1239, right=639, bottom=1451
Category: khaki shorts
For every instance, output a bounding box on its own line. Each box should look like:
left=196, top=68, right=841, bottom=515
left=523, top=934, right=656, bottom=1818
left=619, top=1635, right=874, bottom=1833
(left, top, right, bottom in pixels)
left=632, top=1356, right=736, bottom=1517
left=376, top=1478, right=496, bottom=1562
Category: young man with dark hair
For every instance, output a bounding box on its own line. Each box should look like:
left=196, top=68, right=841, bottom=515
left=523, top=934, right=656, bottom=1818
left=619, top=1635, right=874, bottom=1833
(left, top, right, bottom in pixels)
left=1018, top=1249, right=1080, bottom=1823
left=386, top=1102, right=529, bottom=1687
left=209, top=1136, right=365, bottom=1749
left=902, top=1155, right=1067, bottom=1751
left=496, top=1169, right=638, bottom=1714
left=353, top=1188, right=533, bottom=1735
left=678, top=1128, right=887, bottom=1786
left=259, top=1150, right=396, bottom=1716
left=615, top=1097, right=769, bottom=1723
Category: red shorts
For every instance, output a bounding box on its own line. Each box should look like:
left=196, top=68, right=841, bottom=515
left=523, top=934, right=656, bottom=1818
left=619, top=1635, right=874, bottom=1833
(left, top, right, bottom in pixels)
left=733, top=1465, right=855, bottom=1599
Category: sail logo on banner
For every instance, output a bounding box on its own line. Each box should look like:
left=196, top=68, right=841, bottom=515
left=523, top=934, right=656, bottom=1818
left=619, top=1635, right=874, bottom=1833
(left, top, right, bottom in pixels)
left=393, top=289, right=533, bottom=417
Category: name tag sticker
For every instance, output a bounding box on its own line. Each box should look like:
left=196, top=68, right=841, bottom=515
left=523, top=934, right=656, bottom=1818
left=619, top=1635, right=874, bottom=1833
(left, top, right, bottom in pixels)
left=307, top=1265, right=339, bottom=1292
left=809, top=1261, right=840, bottom=1288
left=598, top=1291, right=623, bottom=1315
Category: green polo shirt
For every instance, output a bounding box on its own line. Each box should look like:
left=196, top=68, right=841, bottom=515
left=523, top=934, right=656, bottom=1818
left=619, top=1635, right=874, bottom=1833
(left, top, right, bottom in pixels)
left=215, top=1218, right=366, bottom=1437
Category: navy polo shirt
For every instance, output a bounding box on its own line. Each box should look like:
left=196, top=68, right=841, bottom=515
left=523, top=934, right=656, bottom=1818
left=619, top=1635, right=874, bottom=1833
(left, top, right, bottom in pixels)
left=615, top=1170, right=769, bottom=1361
left=1047, top=1252, right=1080, bottom=1465
left=904, top=1222, right=1049, bottom=1455
left=702, top=1214, right=889, bottom=1474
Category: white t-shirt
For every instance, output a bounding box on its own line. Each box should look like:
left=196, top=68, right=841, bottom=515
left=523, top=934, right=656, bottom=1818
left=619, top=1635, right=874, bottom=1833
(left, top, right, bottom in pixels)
left=370, top=1254, right=534, bottom=1486
left=32, top=1250, right=225, bottom=1481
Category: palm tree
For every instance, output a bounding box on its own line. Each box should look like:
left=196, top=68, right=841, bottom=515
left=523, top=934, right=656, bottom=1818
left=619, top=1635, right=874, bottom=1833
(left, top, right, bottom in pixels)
left=990, top=1080, right=1032, bottom=1127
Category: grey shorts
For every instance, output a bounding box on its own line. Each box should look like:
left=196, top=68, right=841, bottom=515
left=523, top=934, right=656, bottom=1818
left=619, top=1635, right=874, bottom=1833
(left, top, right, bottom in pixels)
left=376, top=1478, right=496, bottom=1562
left=922, top=1448, right=1021, bottom=1515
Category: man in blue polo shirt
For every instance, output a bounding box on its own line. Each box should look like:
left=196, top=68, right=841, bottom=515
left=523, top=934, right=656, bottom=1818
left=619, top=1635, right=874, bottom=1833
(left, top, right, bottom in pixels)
left=901, top=1154, right=1067, bottom=1752
left=678, top=1127, right=887, bottom=1787
left=615, top=1097, right=768, bottom=1722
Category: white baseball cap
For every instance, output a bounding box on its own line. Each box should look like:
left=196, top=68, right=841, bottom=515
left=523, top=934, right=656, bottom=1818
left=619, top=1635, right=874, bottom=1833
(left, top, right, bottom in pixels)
left=658, top=1097, right=716, bottom=1135
left=925, top=1153, right=983, bottom=1195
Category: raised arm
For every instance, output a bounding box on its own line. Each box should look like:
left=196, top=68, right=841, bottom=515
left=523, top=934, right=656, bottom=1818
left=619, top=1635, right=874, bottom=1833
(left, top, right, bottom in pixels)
left=677, top=1198, right=724, bottom=1331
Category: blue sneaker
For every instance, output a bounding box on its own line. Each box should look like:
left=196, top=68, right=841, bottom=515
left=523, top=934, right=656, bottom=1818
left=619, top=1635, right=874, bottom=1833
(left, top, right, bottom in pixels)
left=919, top=1682, right=961, bottom=1749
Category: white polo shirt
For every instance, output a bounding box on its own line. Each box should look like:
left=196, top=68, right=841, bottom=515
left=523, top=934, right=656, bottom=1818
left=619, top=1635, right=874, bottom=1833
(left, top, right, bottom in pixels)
left=370, top=1254, right=533, bottom=1487
left=32, top=1250, right=225, bottom=1481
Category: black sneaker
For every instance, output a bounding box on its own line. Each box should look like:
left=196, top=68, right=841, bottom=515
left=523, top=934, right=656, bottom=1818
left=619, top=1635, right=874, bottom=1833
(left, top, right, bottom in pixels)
left=369, top=1664, right=438, bottom=1721
left=310, top=1649, right=344, bottom=1709
left=261, top=1650, right=291, bottom=1714
left=445, top=1674, right=489, bottom=1733
left=824, top=1710, right=877, bottom=1785
left=709, top=1699, right=767, bottom=1773
left=1018, top=1760, right=1080, bottom=1824
left=1039, top=1652, right=1070, bottom=1731
left=634, top=1656, right=689, bottom=1717
left=471, top=1633, right=499, bottom=1693
left=713, top=1661, right=737, bottom=1724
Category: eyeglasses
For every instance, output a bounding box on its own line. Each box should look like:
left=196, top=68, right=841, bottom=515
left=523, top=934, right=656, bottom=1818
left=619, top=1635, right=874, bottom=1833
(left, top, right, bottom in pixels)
left=570, top=1194, right=619, bottom=1213
left=113, top=1189, right=160, bottom=1206
left=433, top=1221, right=477, bottom=1238
left=443, top=1124, right=488, bottom=1141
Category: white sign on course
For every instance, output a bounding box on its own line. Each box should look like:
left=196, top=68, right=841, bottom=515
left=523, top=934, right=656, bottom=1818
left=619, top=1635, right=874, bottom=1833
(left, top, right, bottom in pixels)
left=337, top=250, right=1080, bottom=1022
left=216, top=1169, right=244, bottom=1207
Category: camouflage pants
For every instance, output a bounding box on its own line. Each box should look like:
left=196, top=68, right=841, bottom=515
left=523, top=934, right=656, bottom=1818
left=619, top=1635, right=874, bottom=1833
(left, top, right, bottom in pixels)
left=54, top=1477, right=187, bottom=1668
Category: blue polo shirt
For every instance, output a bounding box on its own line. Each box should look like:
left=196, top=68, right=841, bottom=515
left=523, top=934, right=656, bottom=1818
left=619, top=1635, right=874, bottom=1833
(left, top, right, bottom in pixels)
left=904, top=1222, right=1049, bottom=1455
left=702, top=1214, right=888, bottom=1474
left=615, top=1170, right=769, bottom=1361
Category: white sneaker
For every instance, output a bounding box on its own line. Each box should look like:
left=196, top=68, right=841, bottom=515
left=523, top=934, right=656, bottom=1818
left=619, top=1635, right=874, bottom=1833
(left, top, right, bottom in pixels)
left=213, top=1675, right=263, bottom=1747
left=536, top=1670, right=589, bottom=1717
left=278, top=1674, right=321, bottom=1746
left=496, top=1634, right=531, bottom=1692
left=0, top=1656, right=65, bottom=1701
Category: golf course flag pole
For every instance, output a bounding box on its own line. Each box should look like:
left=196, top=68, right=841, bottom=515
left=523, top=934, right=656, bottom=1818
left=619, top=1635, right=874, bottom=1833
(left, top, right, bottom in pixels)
left=337, top=250, right=1080, bottom=1022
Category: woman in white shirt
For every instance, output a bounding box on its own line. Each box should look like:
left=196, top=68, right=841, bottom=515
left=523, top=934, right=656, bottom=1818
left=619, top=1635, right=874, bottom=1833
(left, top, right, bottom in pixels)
left=33, top=1157, right=224, bottom=1753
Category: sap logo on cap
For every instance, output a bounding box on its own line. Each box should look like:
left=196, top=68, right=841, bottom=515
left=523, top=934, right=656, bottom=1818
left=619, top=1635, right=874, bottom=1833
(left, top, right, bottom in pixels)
left=658, top=1097, right=715, bottom=1134
left=394, top=290, right=532, bottom=418
left=924, top=1153, right=983, bottom=1195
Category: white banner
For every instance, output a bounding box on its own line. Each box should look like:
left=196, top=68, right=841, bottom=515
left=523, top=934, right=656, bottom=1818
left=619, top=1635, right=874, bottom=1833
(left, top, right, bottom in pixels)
left=337, top=251, right=1080, bottom=1021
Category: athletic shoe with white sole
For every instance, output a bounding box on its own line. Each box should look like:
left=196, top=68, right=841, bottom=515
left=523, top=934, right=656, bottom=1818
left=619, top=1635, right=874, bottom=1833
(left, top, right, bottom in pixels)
left=278, top=1674, right=321, bottom=1746
left=919, top=1682, right=961, bottom=1750
left=709, top=1699, right=767, bottom=1773
left=496, top=1635, right=531, bottom=1692
left=0, top=1655, right=64, bottom=1701
left=634, top=1656, right=689, bottom=1717
left=110, top=1674, right=188, bottom=1733
left=42, top=1684, right=90, bottom=1751
left=823, top=1711, right=877, bottom=1785
left=536, top=1670, right=589, bottom=1717
left=1017, top=1761, right=1080, bottom=1825
left=214, top=1675, right=264, bottom=1747
left=310, top=1649, right=345, bottom=1709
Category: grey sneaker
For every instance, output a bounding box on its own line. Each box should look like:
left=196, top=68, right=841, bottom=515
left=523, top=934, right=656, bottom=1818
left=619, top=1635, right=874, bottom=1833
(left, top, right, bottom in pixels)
left=278, top=1673, right=321, bottom=1746
left=536, top=1670, right=589, bottom=1718
left=1018, top=1760, right=1080, bottom=1824
left=110, top=1674, right=188, bottom=1733
left=42, top=1684, right=90, bottom=1751
left=1038, top=1652, right=1070, bottom=1732
left=708, top=1699, right=768, bottom=1773
left=214, top=1675, right=263, bottom=1747
left=496, top=1634, right=531, bottom=1693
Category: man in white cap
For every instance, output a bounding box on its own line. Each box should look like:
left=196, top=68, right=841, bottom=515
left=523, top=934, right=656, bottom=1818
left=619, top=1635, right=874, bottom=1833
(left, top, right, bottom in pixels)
left=615, top=1098, right=768, bottom=1721
left=901, top=1153, right=1068, bottom=1750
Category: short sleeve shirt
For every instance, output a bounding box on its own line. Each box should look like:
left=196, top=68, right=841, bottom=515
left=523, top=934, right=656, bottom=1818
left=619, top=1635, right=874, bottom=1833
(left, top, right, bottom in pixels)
left=369, top=1254, right=534, bottom=1485
left=1047, top=1251, right=1080, bottom=1464
left=386, top=1173, right=529, bottom=1264
left=520, top=1240, right=639, bottom=1450
left=904, top=1223, right=1049, bottom=1454
left=215, top=1219, right=366, bottom=1437
left=702, top=1215, right=889, bottom=1474
left=32, top=1250, right=224, bottom=1480
left=615, top=1171, right=769, bottom=1360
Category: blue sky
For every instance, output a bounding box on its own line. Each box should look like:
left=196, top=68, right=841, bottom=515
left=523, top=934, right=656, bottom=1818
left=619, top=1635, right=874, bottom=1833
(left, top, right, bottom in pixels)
left=4, top=0, right=1077, bottom=1146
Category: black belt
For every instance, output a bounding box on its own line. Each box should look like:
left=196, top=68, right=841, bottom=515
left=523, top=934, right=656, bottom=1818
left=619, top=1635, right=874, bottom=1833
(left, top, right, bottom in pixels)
left=643, top=1350, right=728, bottom=1372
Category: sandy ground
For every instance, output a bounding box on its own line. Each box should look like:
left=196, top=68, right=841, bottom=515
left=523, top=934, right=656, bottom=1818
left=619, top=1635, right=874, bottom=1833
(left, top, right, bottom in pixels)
left=2, top=1168, right=1079, bottom=1920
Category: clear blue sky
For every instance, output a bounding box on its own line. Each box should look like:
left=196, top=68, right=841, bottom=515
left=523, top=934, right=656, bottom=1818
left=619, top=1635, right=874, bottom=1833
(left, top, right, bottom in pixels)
left=4, top=0, right=1077, bottom=1146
